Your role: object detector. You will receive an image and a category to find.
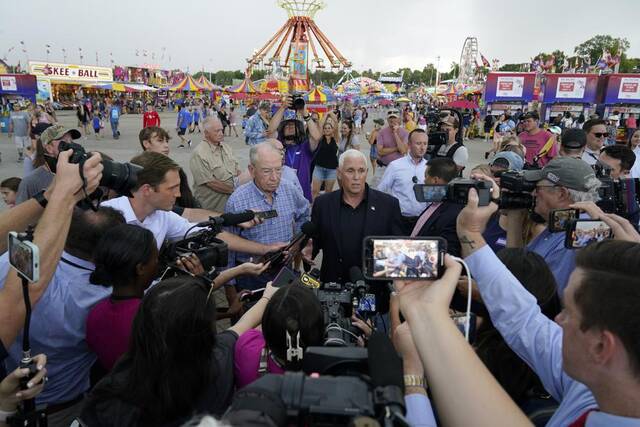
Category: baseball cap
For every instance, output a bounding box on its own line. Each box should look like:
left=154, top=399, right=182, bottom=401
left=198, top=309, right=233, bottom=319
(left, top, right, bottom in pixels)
left=522, top=111, right=540, bottom=121
left=40, top=124, right=81, bottom=145
left=523, top=157, right=599, bottom=192
left=490, top=151, right=524, bottom=171
left=439, top=115, right=459, bottom=128
left=387, top=109, right=400, bottom=119
left=561, top=129, right=587, bottom=149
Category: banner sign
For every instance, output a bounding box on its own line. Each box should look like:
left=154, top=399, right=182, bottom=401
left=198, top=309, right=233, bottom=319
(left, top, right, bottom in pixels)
left=601, top=74, right=640, bottom=104
left=484, top=73, right=536, bottom=103
left=496, top=76, right=524, bottom=97
left=618, top=77, right=640, bottom=100
left=556, top=77, right=586, bottom=99
left=28, top=61, right=112, bottom=82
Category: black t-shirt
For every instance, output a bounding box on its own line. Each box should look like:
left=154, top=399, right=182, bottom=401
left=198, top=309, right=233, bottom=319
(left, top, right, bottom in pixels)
left=314, top=137, right=339, bottom=170
left=0, top=340, right=7, bottom=380
left=79, top=330, right=239, bottom=426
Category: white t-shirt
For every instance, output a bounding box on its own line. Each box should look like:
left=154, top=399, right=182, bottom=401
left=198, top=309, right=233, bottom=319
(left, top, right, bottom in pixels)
left=436, top=143, right=469, bottom=168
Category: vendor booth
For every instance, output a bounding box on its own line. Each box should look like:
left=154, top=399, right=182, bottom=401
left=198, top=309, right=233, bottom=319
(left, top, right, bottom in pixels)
left=541, top=73, right=599, bottom=122
left=596, top=74, right=640, bottom=131
left=483, top=72, right=536, bottom=116
left=0, top=74, right=38, bottom=132
left=28, top=61, right=113, bottom=107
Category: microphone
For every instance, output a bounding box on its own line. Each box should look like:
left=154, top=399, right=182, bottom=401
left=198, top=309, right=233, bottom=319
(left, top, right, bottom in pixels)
left=367, top=332, right=407, bottom=424
left=261, top=222, right=317, bottom=268
left=195, top=211, right=255, bottom=228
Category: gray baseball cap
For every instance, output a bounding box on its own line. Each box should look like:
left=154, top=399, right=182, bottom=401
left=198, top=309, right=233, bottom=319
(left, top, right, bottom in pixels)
left=523, top=157, right=598, bottom=192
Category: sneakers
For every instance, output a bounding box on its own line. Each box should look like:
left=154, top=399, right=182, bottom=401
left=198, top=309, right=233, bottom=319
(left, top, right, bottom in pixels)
left=178, top=144, right=185, bottom=148
left=187, top=140, right=192, bottom=148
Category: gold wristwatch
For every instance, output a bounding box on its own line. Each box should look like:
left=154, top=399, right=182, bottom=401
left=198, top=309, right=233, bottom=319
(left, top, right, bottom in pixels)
left=404, top=375, right=426, bottom=388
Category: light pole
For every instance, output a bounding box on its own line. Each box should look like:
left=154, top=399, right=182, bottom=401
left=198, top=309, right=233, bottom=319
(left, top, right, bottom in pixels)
left=435, top=55, right=440, bottom=87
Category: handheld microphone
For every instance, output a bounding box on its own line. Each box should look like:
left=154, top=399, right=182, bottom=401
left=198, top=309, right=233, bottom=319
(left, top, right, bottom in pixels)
left=367, top=332, right=408, bottom=425
left=261, top=222, right=317, bottom=269
left=195, top=210, right=255, bottom=228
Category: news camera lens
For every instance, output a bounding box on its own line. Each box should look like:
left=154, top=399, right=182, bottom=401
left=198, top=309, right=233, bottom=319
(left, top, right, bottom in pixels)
left=498, top=192, right=534, bottom=210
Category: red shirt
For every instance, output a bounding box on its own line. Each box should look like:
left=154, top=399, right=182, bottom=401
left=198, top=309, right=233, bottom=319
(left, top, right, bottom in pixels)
left=519, top=129, right=557, bottom=167
left=143, top=111, right=161, bottom=128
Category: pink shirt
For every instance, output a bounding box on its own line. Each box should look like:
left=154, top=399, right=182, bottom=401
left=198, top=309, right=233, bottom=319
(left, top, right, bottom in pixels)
left=234, top=329, right=284, bottom=389
left=627, top=117, right=637, bottom=129
left=518, top=129, right=557, bottom=166
left=86, top=298, right=141, bottom=371
left=377, top=126, right=409, bottom=166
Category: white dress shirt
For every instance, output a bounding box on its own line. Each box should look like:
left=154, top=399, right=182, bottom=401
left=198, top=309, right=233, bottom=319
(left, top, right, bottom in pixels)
left=377, top=155, right=427, bottom=217
left=102, top=196, right=199, bottom=249
left=581, top=147, right=600, bottom=166
left=630, top=147, right=640, bottom=179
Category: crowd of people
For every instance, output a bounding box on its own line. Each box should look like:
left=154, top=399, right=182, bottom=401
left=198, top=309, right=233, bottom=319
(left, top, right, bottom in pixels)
left=0, top=90, right=639, bottom=427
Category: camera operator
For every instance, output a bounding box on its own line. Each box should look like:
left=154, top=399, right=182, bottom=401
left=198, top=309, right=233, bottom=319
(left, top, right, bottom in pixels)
left=558, top=128, right=587, bottom=159
left=432, top=115, right=469, bottom=173
left=234, top=283, right=324, bottom=389
left=225, top=143, right=310, bottom=291
left=581, top=119, right=608, bottom=166
left=101, top=151, right=278, bottom=261
left=505, top=157, right=601, bottom=293
left=456, top=178, right=640, bottom=426
left=305, top=149, right=403, bottom=320
left=15, top=124, right=81, bottom=205
left=410, top=157, right=464, bottom=256
left=268, top=95, right=322, bottom=202
left=377, top=128, right=428, bottom=231
left=80, top=279, right=280, bottom=426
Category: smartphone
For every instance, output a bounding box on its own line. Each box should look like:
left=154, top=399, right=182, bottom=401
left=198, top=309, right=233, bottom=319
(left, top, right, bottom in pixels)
left=413, top=184, right=448, bottom=203
left=272, top=266, right=299, bottom=288
left=362, top=236, right=446, bottom=280
left=254, top=210, right=278, bottom=221
left=548, top=208, right=580, bottom=233
left=8, top=232, right=40, bottom=282
left=564, top=219, right=613, bottom=249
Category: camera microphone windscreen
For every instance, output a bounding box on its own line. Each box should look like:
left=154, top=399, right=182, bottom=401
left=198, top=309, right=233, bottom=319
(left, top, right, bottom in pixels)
left=300, top=221, right=317, bottom=238
left=196, top=211, right=255, bottom=228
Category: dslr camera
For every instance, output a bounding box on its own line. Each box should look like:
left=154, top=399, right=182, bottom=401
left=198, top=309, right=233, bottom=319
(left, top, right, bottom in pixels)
left=55, top=141, right=141, bottom=197
left=496, top=170, right=536, bottom=210
left=290, top=92, right=305, bottom=110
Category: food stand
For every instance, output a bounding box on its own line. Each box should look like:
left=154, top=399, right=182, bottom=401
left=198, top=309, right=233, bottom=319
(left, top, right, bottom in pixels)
left=541, top=73, right=599, bottom=122
left=596, top=74, right=640, bottom=141
left=483, top=72, right=536, bottom=116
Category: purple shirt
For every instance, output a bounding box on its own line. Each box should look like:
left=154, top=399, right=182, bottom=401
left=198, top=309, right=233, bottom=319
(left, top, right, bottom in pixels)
left=377, top=126, right=409, bottom=165
left=284, top=138, right=316, bottom=202
left=86, top=298, right=141, bottom=371
left=234, top=329, right=285, bottom=389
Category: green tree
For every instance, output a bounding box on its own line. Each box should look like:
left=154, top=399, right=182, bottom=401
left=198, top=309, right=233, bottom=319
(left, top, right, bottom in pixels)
left=499, top=63, right=526, bottom=72
left=574, top=35, right=630, bottom=65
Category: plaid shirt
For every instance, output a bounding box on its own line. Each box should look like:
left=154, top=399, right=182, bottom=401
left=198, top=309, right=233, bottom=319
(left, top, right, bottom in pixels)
left=225, top=180, right=310, bottom=264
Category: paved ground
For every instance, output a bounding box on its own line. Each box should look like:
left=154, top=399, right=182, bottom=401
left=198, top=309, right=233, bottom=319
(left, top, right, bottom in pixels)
left=0, top=110, right=493, bottom=209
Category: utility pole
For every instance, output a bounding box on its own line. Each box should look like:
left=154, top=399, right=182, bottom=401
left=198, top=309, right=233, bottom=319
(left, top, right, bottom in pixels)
left=435, top=56, right=441, bottom=87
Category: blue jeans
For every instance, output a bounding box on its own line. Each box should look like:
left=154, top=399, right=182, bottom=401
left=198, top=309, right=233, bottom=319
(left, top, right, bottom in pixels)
left=110, top=120, right=119, bottom=138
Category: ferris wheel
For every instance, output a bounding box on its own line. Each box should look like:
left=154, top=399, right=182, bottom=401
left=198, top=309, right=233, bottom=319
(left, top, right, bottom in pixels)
left=458, top=37, right=479, bottom=85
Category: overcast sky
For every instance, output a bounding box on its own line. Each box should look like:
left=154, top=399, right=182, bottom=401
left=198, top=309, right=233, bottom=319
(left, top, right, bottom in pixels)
left=2, top=0, right=639, bottom=74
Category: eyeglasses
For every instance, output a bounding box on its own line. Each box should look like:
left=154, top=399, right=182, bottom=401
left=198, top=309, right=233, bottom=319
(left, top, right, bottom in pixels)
left=592, top=132, right=609, bottom=138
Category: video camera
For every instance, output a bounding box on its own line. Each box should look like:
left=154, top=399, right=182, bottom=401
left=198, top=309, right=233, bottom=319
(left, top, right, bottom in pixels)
left=225, top=333, right=409, bottom=427
left=52, top=141, right=141, bottom=197
left=497, top=170, right=537, bottom=209
left=425, top=108, right=463, bottom=157
left=414, top=178, right=493, bottom=206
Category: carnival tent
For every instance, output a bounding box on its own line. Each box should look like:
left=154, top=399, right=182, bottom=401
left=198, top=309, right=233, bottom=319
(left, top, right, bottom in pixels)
left=196, top=75, right=223, bottom=91
left=256, top=77, right=289, bottom=94
left=304, top=86, right=336, bottom=103
left=226, top=78, right=259, bottom=94
left=162, top=75, right=204, bottom=92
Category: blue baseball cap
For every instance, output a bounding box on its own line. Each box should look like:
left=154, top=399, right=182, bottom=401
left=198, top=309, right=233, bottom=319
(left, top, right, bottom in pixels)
left=491, top=151, right=524, bottom=171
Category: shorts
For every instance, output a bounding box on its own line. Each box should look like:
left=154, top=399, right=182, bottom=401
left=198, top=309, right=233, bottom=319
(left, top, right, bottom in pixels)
left=354, top=119, right=362, bottom=128
left=14, top=135, right=30, bottom=150
left=178, top=127, right=187, bottom=136
left=370, top=144, right=378, bottom=159
left=93, top=127, right=100, bottom=133
left=313, top=165, right=337, bottom=181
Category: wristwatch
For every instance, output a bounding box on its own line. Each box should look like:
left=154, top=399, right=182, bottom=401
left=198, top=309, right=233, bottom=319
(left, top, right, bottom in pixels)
left=33, top=190, right=48, bottom=209
left=404, top=374, right=427, bottom=388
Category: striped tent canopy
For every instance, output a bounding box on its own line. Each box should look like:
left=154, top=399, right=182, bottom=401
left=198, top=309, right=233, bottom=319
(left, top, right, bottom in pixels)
left=256, top=77, right=289, bottom=94
left=196, top=75, right=223, bottom=91
left=225, top=78, right=259, bottom=94
left=84, top=82, right=157, bottom=92
left=162, top=75, right=204, bottom=92
left=303, top=85, right=336, bottom=103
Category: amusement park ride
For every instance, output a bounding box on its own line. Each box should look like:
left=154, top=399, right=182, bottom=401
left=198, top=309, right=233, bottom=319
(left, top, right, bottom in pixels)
left=245, top=0, right=351, bottom=92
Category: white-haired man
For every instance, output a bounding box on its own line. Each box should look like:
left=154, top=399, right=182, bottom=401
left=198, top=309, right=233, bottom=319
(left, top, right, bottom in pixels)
left=190, top=116, right=241, bottom=211
left=304, top=149, right=404, bottom=320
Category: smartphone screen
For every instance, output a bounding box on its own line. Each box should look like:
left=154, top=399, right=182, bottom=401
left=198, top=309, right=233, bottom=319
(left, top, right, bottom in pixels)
left=8, top=232, right=39, bottom=282
left=565, top=220, right=613, bottom=249
left=363, top=237, right=446, bottom=280
left=413, top=184, right=448, bottom=203
left=549, top=208, right=579, bottom=232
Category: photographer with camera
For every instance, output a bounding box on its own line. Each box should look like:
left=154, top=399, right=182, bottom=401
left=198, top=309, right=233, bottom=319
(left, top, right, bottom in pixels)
left=268, top=94, right=322, bottom=202
left=80, top=278, right=280, bottom=426
left=432, top=115, right=469, bottom=173
left=14, top=124, right=81, bottom=204
left=456, top=177, right=640, bottom=426
left=504, top=157, right=601, bottom=293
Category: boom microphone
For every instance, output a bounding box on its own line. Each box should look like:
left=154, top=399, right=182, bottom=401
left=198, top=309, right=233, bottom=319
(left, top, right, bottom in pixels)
left=195, top=211, right=255, bottom=228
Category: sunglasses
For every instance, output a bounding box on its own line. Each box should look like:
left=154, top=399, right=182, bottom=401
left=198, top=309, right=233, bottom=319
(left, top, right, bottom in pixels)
left=592, top=132, right=609, bottom=138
